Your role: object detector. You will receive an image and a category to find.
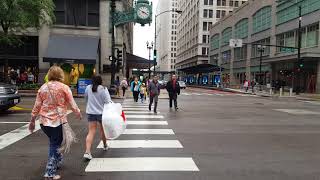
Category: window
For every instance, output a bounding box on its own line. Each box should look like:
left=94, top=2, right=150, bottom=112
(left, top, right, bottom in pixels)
left=235, top=1, right=239, bottom=7
left=216, top=10, right=221, bottom=18
left=229, top=0, right=234, bottom=6
left=204, top=0, right=208, bottom=5
left=221, top=27, right=232, bottom=46
left=235, top=18, right=248, bottom=39
left=217, top=0, right=221, bottom=6
left=202, top=35, right=207, bottom=43
left=252, top=38, right=271, bottom=57
left=221, top=10, right=226, bottom=17
left=209, top=10, right=213, bottom=18
left=234, top=45, right=247, bottom=60
left=209, top=0, right=213, bottom=5
left=203, top=9, right=208, bottom=18
left=222, top=50, right=231, bottom=63
left=210, top=34, right=220, bottom=50
left=202, top=47, right=207, bottom=55
left=252, top=6, right=272, bottom=34
left=203, top=22, right=208, bottom=31
left=222, top=0, right=226, bottom=6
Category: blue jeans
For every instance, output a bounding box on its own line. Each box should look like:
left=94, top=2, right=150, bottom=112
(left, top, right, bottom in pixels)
left=41, top=125, right=63, bottom=178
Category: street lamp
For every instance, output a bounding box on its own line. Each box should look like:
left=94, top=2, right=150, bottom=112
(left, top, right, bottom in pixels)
left=146, top=41, right=154, bottom=79
left=154, top=9, right=182, bottom=76
left=257, top=45, right=266, bottom=91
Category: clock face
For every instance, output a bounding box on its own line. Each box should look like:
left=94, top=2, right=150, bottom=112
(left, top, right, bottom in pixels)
left=137, top=6, right=150, bottom=19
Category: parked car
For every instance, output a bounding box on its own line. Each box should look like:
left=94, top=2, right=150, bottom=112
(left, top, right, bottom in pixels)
left=158, top=80, right=167, bottom=89
left=178, top=81, right=187, bottom=89
left=0, top=83, right=20, bottom=111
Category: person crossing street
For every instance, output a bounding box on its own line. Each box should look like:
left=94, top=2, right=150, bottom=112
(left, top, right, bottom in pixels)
left=148, top=75, right=160, bottom=114
left=166, top=74, right=181, bottom=111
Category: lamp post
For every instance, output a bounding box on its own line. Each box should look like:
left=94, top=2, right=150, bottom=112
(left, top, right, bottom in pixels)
left=147, top=41, right=154, bottom=79
left=257, top=45, right=266, bottom=91
left=154, top=9, right=182, bottom=76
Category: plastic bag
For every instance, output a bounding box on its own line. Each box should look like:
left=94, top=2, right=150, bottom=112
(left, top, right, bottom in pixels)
left=102, top=103, right=126, bottom=140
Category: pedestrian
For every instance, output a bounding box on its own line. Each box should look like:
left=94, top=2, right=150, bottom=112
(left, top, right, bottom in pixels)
left=140, top=83, right=147, bottom=103
left=251, top=80, right=256, bottom=93
left=28, top=71, right=35, bottom=84
left=166, top=74, right=181, bottom=110
left=131, top=77, right=141, bottom=102
left=20, top=71, right=28, bottom=84
left=28, top=66, right=82, bottom=180
left=120, top=78, right=128, bottom=97
left=115, top=76, right=120, bottom=97
left=243, top=80, right=249, bottom=92
left=148, top=75, right=160, bottom=114
left=83, top=75, right=111, bottom=161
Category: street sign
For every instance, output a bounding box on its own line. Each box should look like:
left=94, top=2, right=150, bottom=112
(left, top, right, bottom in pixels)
left=229, top=39, right=243, bottom=48
left=280, top=47, right=295, bottom=53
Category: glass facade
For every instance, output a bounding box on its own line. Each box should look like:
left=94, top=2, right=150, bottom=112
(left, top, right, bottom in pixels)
left=252, top=6, right=272, bottom=34
left=251, top=38, right=271, bottom=58
left=277, top=0, right=320, bottom=25
left=210, top=34, right=220, bottom=50
left=234, top=45, right=247, bottom=61
left=221, top=27, right=232, bottom=46
left=234, top=18, right=248, bottom=39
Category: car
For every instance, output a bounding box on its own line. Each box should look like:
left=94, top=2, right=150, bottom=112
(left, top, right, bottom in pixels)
left=0, top=83, right=20, bottom=111
left=178, top=81, right=187, bottom=89
left=158, top=80, right=167, bottom=89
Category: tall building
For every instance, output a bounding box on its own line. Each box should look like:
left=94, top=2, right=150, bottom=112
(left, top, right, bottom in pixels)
left=0, top=0, right=134, bottom=85
left=156, top=0, right=179, bottom=78
left=209, top=0, right=320, bottom=93
left=176, top=0, right=247, bottom=82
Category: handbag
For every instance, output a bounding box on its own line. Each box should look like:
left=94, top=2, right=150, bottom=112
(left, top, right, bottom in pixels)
left=47, top=83, right=77, bottom=154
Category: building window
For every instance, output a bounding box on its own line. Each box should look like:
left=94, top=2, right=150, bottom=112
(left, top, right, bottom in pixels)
left=202, top=47, right=207, bottom=55
left=229, top=0, right=234, bottom=6
left=210, top=34, right=220, bottom=50
left=202, top=35, right=207, bottom=43
left=203, top=9, right=208, bottom=18
left=209, top=10, right=213, bottom=18
left=209, top=0, right=213, bottom=5
left=221, top=10, right=226, bottom=17
left=221, top=27, right=232, bottom=46
left=204, top=0, right=208, bottom=5
left=217, top=0, right=221, bottom=6
left=203, top=22, right=208, bottom=31
left=234, top=45, right=247, bottom=61
left=234, top=18, right=248, bottom=39
left=252, top=38, right=271, bottom=57
left=222, top=0, right=226, bottom=6
left=235, top=1, right=239, bottom=7
left=222, top=50, right=231, bottom=63
left=216, top=10, right=221, bottom=18
left=252, top=6, right=272, bottom=34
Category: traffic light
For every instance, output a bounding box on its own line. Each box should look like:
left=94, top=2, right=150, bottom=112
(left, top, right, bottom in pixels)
left=117, top=49, right=123, bottom=60
left=299, top=63, right=304, bottom=68
left=153, top=49, right=157, bottom=61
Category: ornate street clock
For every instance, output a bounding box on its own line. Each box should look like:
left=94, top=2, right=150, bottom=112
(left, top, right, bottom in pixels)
left=134, top=0, right=152, bottom=26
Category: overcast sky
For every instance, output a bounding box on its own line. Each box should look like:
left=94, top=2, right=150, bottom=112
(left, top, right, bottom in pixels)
left=133, top=0, right=159, bottom=59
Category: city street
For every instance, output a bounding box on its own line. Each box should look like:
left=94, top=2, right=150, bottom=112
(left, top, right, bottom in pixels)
left=0, top=88, right=320, bottom=179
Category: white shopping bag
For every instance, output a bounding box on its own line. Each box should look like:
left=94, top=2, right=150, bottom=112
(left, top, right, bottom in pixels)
left=102, top=103, right=126, bottom=140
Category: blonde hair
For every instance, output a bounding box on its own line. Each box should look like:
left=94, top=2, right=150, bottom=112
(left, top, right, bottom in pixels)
left=47, top=65, right=64, bottom=82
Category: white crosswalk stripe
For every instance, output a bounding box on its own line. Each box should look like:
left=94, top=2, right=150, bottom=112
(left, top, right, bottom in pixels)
left=85, top=99, right=199, bottom=172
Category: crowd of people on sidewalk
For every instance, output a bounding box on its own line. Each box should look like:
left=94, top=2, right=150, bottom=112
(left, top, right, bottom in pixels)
left=28, top=66, right=182, bottom=180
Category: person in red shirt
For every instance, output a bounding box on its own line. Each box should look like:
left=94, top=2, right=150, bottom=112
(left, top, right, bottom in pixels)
left=166, top=74, right=181, bottom=111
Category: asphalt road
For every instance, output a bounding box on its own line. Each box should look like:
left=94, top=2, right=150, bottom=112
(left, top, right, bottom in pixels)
left=1, top=88, right=320, bottom=180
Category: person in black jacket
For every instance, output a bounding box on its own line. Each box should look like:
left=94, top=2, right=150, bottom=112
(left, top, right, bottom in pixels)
left=166, top=74, right=181, bottom=110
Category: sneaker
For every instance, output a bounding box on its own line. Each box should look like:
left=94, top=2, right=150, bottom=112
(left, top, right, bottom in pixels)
left=103, top=144, right=109, bottom=151
left=83, top=153, right=93, bottom=161
left=149, top=106, right=151, bottom=111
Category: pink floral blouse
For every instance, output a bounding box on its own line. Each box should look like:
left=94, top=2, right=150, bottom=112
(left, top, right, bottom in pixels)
left=31, top=81, right=80, bottom=127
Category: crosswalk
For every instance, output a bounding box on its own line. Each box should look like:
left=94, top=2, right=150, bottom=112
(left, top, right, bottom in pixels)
left=181, top=92, right=256, bottom=97
left=85, top=99, right=199, bottom=172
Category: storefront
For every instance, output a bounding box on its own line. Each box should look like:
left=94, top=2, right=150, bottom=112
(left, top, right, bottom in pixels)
left=178, top=64, right=221, bottom=85
left=43, top=35, right=99, bottom=94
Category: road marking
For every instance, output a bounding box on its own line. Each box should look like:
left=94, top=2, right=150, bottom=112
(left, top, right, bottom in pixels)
left=85, top=157, right=199, bottom=172
left=303, top=101, right=320, bottom=106
left=9, top=106, right=32, bottom=111
left=126, top=115, right=164, bottom=119
left=126, top=121, right=168, bottom=125
left=274, top=109, right=320, bottom=115
left=97, top=140, right=183, bottom=148
left=0, top=121, right=41, bottom=150
left=215, top=94, right=224, bottom=96
left=123, top=129, right=175, bottom=135
left=192, top=93, right=202, bottom=96
left=123, top=108, right=151, bottom=111
left=0, top=122, right=29, bottom=124
left=125, top=111, right=161, bottom=114
left=181, top=93, right=191, bottom=96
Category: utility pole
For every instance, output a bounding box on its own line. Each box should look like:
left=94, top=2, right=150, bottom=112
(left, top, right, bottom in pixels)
left=296, top=6, right=302, bottom=95
left=110, top=0, right=116, bottom=85
left=147, top=41, right=153, bottom=79
left=257, top=45, right=265, bottom=91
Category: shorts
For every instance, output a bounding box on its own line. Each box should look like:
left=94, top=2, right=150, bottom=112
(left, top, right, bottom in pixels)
left=87, top=114, right=102, bottom=122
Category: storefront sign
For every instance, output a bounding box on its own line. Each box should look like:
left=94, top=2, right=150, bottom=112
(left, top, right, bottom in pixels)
left=78, top=78, right=92, bottom=94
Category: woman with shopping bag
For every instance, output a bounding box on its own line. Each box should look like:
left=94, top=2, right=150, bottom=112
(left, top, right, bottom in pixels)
left=83, top=75, right=112, bottom=161
left=29, top=66, right=82, bottom=180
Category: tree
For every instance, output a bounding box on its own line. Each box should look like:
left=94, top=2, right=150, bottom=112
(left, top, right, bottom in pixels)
left=0, top=0, right=55, bottom=82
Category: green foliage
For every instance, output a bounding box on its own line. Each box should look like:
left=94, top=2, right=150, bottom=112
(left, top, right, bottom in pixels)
left=0, top=0, right=55, bottom=44
left=61, top=63, right=72, bottom=73
left=19, top=83, right=40, bottom=90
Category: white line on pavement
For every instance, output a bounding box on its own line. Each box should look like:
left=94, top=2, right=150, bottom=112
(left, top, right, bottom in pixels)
left=124, top=111, right=161, bottom=114
left=85, top=157, right=199, bottom=172
left=123, top=129, right=175, bottom=135
left=0, top=122, right=29, bottom=124
left=274, top=109, right=320, bottom=115
left=126, top=121, right=168, bottom=125
left=97, top=140, right=183, bottom=149
left=123, top=108, right=151, bottom=111
left=126, top=115, right=164, bottom=119
left=0, top=121, right=41, bottom=150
